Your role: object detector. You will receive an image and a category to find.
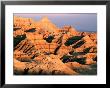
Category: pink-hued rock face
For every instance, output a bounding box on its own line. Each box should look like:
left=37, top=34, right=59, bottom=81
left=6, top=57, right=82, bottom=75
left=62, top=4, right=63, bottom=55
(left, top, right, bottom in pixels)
left=14, top=16, right=97, bottom=75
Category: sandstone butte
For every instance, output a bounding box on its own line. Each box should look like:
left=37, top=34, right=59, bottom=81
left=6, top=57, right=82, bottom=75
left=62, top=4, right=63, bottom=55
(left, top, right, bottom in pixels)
left=14, top=16, right=97, bottom=75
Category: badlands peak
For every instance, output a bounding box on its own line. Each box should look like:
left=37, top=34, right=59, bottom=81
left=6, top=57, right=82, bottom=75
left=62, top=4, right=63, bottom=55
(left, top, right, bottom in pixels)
left=40, top=16, right=51, bottom=23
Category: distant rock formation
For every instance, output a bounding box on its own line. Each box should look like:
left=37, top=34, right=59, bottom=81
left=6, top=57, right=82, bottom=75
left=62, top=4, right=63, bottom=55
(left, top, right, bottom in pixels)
left=14, top=16, right=97, bottom=75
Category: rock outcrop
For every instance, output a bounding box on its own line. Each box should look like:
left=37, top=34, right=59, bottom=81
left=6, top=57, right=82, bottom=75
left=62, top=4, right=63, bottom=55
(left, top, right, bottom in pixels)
left=14, top=16, right=97, bottom=75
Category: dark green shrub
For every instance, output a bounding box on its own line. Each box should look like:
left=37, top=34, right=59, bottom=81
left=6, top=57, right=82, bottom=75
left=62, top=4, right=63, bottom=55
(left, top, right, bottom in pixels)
left=14, top=34, right=26, bottom=47
left=44, top=35, right=54, bottom=43
left=69, top=51, right=85, bottom=55
left=73, top=40, right=85, bottom=48
left=65, top=36, right=83, bottom=46
left=61, top=55, right=86, bottom=64
left=83, top=47, right=91, bottom=53
left=71, top=52, right=79, bottom=56
left=71, top=58, right=86, bottom=64
left=25, top=28, right=36, bottom=32
left=61, top=55, right=70, bottom=63
left=93, top=47, right=97, bottom=53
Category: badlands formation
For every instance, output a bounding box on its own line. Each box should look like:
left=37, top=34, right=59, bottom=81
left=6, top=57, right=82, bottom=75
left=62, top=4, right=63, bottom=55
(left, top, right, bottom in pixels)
left=14, top=16, right=97, bottom=75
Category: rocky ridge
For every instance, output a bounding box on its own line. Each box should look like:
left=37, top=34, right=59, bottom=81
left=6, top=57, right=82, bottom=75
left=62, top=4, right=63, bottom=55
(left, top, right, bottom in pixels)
left=14, top=16, right=97, bottom=75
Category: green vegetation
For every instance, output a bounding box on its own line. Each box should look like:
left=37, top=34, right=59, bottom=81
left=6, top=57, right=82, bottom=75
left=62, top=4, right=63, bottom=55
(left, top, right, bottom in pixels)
left=69, top=51, right=85, bottom=55
left=14, top=34, right=26, bottom=47
left=74, top=63, right=97, bottom=75
left=61, top=55, right=70, bottom=63
left=93, top=47, right=97, bottom=53
left=73, top=40, right=85, bottom=48
left=71, top=52, right=79, bottom=56
left=61, top=55, right=86, bottom=64
left=71, top=58, right=86, bottom=64
left=44, top=35, right=54, bottom=43
left=83, top=47, right=91, bottom=53
left=65, top=36, right=83, bottom=46
left=25, top=28, right=36, bottom=32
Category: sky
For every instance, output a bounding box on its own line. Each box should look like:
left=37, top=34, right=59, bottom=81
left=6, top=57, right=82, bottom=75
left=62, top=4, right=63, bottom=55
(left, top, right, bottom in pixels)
left=14, top=13, right=97, bottom=32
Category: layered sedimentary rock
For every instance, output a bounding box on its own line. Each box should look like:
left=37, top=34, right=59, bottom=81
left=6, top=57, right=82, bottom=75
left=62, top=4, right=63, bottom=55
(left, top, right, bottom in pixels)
left=14, top=16, right=97, bottom=75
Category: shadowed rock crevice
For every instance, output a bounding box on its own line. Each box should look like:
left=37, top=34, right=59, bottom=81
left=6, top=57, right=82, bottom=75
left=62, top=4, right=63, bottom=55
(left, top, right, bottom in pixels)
left=14, top=27, right=21, bottom=31
left=13, top=16, right=97, bottom=75
left=23, top=68, right=29, bottom=75
left=38, top=69, right=43, bottom=75
left=54, top=44, right=62, bottom=55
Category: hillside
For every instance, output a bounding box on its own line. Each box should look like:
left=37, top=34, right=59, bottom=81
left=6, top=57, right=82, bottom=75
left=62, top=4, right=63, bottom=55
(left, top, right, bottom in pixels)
left=14, top=16, right=97, bottom=75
